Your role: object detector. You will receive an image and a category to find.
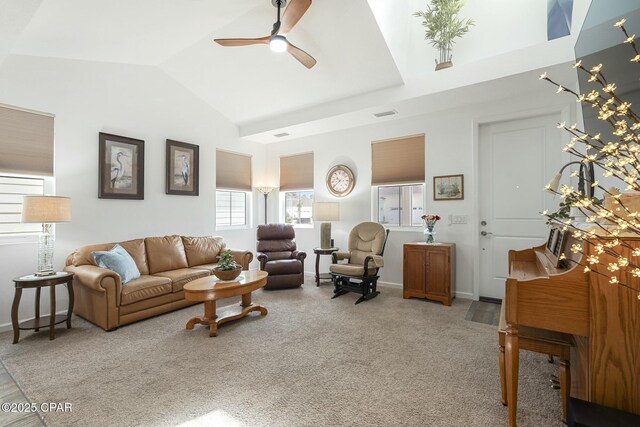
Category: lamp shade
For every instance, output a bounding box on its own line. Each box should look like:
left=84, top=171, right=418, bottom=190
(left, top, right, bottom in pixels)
left=313, top=202, right=340, bottom=221
left=22, top=196, right=71, bottom=223
left=546, top=173, right=562, bottom=193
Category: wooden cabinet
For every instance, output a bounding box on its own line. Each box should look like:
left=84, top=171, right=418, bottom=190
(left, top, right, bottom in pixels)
left=403, top=243, right=455, bottom=305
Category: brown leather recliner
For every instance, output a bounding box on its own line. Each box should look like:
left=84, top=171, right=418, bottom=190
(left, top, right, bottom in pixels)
left=257, top=224, right=306, bottom=290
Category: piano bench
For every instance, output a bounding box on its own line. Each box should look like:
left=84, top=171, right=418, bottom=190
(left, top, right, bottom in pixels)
left=498, top=303, right=572, bottom=424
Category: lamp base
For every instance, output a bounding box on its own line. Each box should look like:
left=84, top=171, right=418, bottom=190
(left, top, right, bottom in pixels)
left=320, top=222, right=332, bottom=249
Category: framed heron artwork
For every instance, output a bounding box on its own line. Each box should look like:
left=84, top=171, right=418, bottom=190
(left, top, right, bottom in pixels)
left=166, top=139, right=199, bottom=196
left=98, top=132, right=145, bottom=200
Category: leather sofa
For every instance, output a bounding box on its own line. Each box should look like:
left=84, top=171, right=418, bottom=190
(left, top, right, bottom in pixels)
left=257, top=224, right=306, bottom=290
left=64, top=235, right=253, bottom=331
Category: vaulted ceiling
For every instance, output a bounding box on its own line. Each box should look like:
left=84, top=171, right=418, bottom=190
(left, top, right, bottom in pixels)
left=1, top=0, right=592, bottom=142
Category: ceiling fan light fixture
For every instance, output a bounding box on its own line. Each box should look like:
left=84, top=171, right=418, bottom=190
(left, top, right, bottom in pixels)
left=269, top=35, right=288, bottom=53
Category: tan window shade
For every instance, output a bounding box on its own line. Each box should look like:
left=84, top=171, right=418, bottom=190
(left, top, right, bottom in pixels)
left=280, top=152, right=314, bottom=191
left=216, top=150, right=252, bottom=191
left=371, top=134, right=425, bottom=185
left=0, top=104, right=54, bottom=176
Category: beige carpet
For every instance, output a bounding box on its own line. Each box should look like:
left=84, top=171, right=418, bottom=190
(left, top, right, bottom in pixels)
left=0, top=279, right=563, bottom=427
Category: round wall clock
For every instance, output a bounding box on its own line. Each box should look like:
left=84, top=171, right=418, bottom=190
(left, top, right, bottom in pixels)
left=326, top=165, right=355, bottom=197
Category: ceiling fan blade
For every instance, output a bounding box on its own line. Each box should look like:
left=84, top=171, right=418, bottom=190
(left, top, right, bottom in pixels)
left=278, top=0, right=312, bottom=35
left=214, top=36, right=270, bottom=47
left=287, top=42, right=316, bottom=69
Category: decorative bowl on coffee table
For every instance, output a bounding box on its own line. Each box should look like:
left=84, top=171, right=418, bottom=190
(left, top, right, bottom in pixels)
left=212, top=267, right=242, bottom=281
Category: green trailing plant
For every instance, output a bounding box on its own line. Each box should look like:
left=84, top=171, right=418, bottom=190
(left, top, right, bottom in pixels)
left=413, top=0, right=474, bottom=69
left=215, top=249, right=238, bottom=271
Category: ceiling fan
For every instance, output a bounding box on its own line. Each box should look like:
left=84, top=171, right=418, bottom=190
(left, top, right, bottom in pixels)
left=214, top=0, right=316, bottom=69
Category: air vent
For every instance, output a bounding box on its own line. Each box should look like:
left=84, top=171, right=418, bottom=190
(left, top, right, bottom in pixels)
left=373, top=110, right=398, bottom=118
left=274, top=132, right=290, bottom=138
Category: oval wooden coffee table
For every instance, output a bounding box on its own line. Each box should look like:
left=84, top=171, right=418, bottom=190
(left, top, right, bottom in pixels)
left=184, top=270, right=268, bottom=337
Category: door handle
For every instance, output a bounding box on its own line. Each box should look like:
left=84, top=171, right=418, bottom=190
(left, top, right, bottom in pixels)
left=481, top=231, right=493, bottom=236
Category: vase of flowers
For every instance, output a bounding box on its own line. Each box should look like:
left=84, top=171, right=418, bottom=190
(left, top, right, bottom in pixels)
left=422, top=214, right=441, bottom=244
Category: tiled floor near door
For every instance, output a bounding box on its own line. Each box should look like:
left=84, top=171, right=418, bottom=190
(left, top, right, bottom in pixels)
left=465, top=300, right=501, bottom=326
left=0, top=361, right=43, bottom=427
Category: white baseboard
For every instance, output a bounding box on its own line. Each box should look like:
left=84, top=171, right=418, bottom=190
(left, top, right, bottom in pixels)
left=456, top=291, right=473, bottom=300
left=0, top=310, right=69, bottom=334
left=378, top=280, right=402, bottom=288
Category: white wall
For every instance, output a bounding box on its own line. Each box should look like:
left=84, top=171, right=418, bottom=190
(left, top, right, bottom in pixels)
left=0, top=54, right=266, bottom=330
left=265, top=86, right=576, bottom=298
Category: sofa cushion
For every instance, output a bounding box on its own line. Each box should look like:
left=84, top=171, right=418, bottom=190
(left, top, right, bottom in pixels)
left=92, top=244, right=141, bottom=284
left=182, top=236, right=225, bottom=267
left=145, top=235, right=189, bottom=274
left=153, top=268, right=209, bottom=292
left=71, top=238, right=149, bottom=275
left=120, top=275, right=172, bottom=305
left=264, top=259, right=302, bottom=275
left=191, top=263, right=219, bottom=273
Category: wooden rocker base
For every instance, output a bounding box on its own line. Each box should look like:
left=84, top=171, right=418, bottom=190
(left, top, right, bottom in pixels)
left=186, top=300, right=267, bottom=337
left=331, top=276, right=380, bottom=305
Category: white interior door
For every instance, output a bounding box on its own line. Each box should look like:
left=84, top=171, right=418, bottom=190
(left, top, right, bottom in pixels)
left=478, top=114, right=564, bottom=300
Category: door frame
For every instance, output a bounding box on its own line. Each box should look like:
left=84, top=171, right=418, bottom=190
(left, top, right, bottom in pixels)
left=471, top=104, right=574, bottom=300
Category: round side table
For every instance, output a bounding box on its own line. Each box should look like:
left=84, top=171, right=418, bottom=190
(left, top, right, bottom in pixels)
left=313, top=247, right=339, bottom=286
left=11, top=271, right=74, bottom=344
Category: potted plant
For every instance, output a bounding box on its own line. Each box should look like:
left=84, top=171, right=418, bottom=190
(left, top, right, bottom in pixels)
left=413, top=0, right=474, bottom=71
left=213, top=249, right=242, bottom=281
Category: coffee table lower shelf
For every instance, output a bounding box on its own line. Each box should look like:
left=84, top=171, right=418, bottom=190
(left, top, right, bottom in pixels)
left=186, top=298, right=267, bottom=337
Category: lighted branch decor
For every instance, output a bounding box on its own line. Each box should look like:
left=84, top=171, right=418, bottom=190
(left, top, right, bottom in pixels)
left=540, top=18, right=640, bottom=300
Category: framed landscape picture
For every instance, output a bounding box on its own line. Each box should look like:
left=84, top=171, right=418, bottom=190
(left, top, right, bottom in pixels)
left=98, top=133, right=144, bottom=200
left=166, top=139, right=199, bottom=196
left=433, top=174, right=464, bottom=200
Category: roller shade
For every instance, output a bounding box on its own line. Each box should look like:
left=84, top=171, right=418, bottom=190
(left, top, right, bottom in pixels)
left=0, top=104, right=54, bottom=176
left=216, top=150, right=252, bottom=191
left=280, top=152, right=314, bottom=191
left=371, top=134, right=425, bottom=185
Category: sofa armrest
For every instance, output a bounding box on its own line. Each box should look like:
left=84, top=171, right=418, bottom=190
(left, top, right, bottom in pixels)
left=332, top=251, right=351, bottom=263
left=292, top=250, right=307, bottom=261
left=228, top=249, right=253, bottom=270
left=63, top=264, right=122, bottom=306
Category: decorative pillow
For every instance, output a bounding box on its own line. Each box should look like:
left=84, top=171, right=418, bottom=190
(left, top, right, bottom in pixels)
left=92, top=244, right=141, bottom=284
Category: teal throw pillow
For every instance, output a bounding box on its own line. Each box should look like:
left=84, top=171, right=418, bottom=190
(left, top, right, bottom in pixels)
left=92, top=244, right=141, bottom=284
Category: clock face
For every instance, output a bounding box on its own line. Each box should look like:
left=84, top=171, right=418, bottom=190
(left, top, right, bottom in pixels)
left=327, top=165, right=355, bottom=197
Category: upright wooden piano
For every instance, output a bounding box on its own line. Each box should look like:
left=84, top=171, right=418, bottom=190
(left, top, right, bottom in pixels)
left=504, top=235, right=640, bottom=427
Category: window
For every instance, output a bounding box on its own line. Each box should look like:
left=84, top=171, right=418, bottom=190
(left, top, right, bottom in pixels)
left=284, top=190, right=314, bottom=225
left=0, top=175, right=45, bottom=237
left=215, top=149, right=252, bottom=229
left=371, top=134, right=425, bottom=227
left=216, top=190, right=248, bottom=227
left=280, top=152, right=314, bottom=226
left=377, top=184, right=424, bottom=227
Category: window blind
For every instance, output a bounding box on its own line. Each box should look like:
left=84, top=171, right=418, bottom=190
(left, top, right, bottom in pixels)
left=216, top=150, right=252, bottom=191
left=280, top=152, right=314, bottom=191
left=0, top=176, right=45, bottom=236
left=0, top=104, right=54, bottom=177
left=371, top=134, right=425, bottom=185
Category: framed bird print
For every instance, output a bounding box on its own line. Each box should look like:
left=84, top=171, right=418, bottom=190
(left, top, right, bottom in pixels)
left=166, top=139, right=199, bottom=196
left=98, top=132, right=145, bottom=200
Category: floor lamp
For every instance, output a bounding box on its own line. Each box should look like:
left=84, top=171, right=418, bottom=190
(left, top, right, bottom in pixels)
left=313, top=202, right=340, bottom=249
left=21, top=196, right=72, bottom=276
left=256, top=187, right=275, bottom=224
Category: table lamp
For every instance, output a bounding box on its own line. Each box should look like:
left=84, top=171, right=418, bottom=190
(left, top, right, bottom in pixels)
left=313, top=202, right=340, bottom=249
left=21, top=196, right=71, bottom=276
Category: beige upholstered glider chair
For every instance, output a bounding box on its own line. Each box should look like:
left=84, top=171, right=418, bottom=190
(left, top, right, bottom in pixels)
left=329, top=222, right=390, bottom=304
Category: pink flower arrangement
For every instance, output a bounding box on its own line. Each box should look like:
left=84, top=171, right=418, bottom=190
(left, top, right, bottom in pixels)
left=421, top=214, right=441, bottom=228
